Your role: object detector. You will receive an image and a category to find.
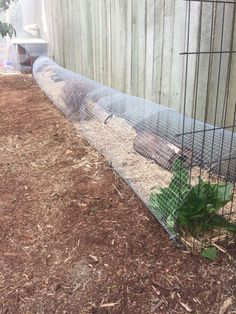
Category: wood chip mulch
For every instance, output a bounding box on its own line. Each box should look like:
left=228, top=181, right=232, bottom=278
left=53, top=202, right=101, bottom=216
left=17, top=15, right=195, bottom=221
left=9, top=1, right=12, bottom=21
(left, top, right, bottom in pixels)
left=0, top=74, right=235, bottom=314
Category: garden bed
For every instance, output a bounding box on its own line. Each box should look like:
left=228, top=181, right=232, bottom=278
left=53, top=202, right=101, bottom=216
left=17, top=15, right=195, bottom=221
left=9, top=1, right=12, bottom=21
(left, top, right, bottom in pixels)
left=0, top=74, right=235, bottom=313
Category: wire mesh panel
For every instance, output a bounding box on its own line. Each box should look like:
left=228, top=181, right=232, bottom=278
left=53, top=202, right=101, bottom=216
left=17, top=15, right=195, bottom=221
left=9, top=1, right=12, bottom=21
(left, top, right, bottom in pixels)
left=33, top=53, right=236, bottom=250
left=178, top=0, right=236, bottom=250
left=33, top=56, right=176, bottom=237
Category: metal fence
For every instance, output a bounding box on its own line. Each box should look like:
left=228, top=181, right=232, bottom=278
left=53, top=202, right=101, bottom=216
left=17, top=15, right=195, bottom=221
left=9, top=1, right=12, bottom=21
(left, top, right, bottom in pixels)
left=179, top=0, right=236, bottom=250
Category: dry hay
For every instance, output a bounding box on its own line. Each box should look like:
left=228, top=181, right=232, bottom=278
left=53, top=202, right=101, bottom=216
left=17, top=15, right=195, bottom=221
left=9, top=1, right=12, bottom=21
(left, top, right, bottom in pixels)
left=77, top=106, right=173, bottom=205
left=180, top=228, right=235, bottom=254
left=75, top=103, right=236, bottom=250
left=34, top=70, right=67, bottom=114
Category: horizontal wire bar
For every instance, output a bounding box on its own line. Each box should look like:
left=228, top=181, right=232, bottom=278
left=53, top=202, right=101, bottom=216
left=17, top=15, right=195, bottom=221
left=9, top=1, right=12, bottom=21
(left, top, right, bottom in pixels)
left=175, top=124, right=236, bottom=137
left=210, top=155, right=236, bottom=166
left=184, top=0, right=236, bottom=5
left=180, top=50, right=236, bottom=55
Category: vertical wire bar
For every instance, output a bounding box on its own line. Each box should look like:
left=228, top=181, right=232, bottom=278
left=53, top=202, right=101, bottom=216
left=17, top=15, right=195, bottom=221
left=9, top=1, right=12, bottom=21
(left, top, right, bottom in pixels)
left=217, top=4, right=236, bottom=241
left=218, top=6, right=236, bottom=181
left=182, top=3, right=191, bottom=167
left=188, top=0, right=204, bottom=251
left=197, top=2, right=215, bottom=245
left=199, top=2, right=215, bottom=178
left=181, top=0, right=191, bottom=247
left=209, top=3, right=225, bottom=181
left=224, top=103, right=236, bottom=241
left=207, top=2, right=220, bottom=245
left=218, top=8, right=236, bottom=176
left=228, top=117, right=236, bottom=244
left=207, top=4, right=226, bottom=244
left=189, top=0, right=203, bottom=184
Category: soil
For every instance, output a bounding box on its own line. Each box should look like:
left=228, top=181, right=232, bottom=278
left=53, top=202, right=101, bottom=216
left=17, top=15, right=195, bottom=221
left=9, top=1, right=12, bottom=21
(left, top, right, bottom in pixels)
left=0, top=74, right=236, bottom=314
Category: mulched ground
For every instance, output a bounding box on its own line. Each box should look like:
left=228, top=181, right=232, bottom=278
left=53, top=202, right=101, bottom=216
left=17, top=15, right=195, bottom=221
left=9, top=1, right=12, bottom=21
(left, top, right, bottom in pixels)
left=0, top=74, right=235, bottom=314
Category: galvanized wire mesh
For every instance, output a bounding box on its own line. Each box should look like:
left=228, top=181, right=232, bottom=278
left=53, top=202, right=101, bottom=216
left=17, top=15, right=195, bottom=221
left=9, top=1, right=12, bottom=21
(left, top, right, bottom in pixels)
left=33, top=56, right=236, bottom=247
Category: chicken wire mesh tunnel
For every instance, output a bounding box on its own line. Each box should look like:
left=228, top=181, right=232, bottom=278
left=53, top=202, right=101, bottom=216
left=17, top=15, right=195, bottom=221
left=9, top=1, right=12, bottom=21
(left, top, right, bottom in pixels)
left=33, top=56, right=236, bottom=249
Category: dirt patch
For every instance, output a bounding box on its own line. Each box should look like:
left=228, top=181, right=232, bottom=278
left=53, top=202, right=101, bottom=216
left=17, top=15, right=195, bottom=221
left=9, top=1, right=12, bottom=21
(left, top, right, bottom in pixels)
left=0, top=75, right=235, bottom=313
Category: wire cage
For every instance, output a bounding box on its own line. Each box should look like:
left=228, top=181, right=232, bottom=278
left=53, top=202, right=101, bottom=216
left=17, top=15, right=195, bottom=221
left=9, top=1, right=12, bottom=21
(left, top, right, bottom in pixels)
left=33, top=0, right=236, bottom=252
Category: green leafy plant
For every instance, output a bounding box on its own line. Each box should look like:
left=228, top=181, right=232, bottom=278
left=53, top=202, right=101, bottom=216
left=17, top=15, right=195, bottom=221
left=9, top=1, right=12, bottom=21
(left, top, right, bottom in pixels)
left=0, top=0, right=15, bottom=11
left=150, top=159, right=236, bottom=236
left=0, top=0, right=17, bottom=38
left=150, top=159, right=190, bottom=232
left=179, top=179, right=236, bottom=235
left=0, top=21, right=15, bottom=37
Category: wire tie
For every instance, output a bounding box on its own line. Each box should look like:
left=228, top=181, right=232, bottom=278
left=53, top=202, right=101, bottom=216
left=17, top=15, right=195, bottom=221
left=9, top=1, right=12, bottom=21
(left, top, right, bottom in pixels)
left=104, top=114, right=114, bottom=125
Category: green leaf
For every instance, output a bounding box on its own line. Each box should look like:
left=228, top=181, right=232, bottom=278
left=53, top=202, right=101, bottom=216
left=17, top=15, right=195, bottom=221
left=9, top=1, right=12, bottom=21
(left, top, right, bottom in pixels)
left=207, top=214, right=236, bottom=233
left=0, top=0, right=17, bottom=12
left=150, top=158, right=235, bottom=238
left=214, top=183, right=233, bottom=204
left=0, top=1, right=17, bottom=38
left=171, top=159, right=190, bottom=194
left=201, top=247, right=218, bottom=260
left=206, top=203, right=216, bottom=213
left=167, top=214, right=175, bottom=230
left=0, top=21, right=16, bottom=38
